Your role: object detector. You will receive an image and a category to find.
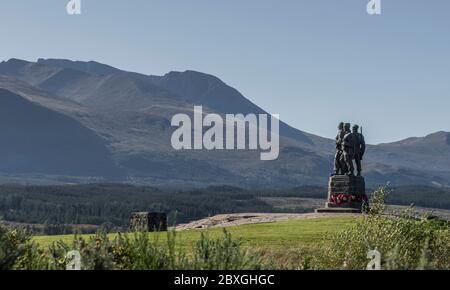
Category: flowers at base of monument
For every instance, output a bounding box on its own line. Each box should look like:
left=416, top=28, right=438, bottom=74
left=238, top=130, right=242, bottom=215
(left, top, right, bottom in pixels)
left=329, top=193, right=368, bottom=205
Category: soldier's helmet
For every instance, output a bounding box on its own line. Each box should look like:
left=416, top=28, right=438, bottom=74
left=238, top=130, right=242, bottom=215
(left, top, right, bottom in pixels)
left=344, top=123, right=351, bottom=130
left=352, top=124, right=359, bottom=132
left=338, top=122, right=344, bottom=129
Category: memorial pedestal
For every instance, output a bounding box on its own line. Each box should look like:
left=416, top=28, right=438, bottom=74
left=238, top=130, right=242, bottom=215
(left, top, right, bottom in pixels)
left=315, top=175, right=368, bottom=213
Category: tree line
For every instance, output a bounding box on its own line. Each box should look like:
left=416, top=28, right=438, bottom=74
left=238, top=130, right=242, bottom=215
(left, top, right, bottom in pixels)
left=0, top=183, right=448, bottom=235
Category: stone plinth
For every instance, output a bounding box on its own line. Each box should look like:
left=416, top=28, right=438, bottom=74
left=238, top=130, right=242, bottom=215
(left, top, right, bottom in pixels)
left=130, top=212, right=168, bottom=232
left=315, top=176, right=368, bottom=213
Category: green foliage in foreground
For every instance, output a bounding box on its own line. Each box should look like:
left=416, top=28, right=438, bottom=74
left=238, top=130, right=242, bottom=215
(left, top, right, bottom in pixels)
left=7, top=230, right=266, bottom=270
left=0, top=226, right=32, bottom=270
left=1, top=187, right=449, bottom=270
left=314, top=187, right=450, bottom=270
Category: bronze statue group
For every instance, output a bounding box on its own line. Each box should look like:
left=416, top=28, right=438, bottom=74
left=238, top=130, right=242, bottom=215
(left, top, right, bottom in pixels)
left=332, top=122, right=366, bottom=177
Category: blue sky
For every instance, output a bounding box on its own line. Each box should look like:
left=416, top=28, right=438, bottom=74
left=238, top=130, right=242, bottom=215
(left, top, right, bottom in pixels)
left=1, top=0, right=449, bottom=144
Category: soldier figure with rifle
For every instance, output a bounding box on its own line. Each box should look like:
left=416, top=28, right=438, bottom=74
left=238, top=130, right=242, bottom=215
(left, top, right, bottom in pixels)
left=351, top=124, right=365, bottom=176
left=331, top=122, right=347, bottom=176
left=336, top=123, right=366, bottom=176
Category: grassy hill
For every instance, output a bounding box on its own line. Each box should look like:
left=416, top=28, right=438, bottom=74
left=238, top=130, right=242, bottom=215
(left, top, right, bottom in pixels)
left=34, top=216, right=355, bottom=247
left=33, top=216, right=357, bottom=266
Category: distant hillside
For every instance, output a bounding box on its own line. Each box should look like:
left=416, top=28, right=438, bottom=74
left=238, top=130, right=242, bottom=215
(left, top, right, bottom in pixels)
left=366, top=132, right=450, bottom=187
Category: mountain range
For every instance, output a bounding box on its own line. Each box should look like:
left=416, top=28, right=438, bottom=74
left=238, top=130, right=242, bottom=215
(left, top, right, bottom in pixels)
left=0, top=58, right=449, bottom=188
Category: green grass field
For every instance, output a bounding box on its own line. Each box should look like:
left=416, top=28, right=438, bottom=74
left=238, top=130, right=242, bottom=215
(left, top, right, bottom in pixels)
left=33, top=216, right=357, bottom=264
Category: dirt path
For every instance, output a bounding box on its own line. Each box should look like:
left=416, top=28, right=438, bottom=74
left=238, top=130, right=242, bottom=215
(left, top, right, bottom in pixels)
left=175, top=212, right=360, bottom=231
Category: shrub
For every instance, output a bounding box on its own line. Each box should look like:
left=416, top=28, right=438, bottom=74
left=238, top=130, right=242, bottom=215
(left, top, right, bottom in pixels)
left=0, top=224, right=32, bottom=270
left=191, top=230, right=265, bottom=270
left=314, top=186, right=450, bottom=270
left=7, top=229, right=266, bottom=270
left=110, top=231, right=189, bottom=270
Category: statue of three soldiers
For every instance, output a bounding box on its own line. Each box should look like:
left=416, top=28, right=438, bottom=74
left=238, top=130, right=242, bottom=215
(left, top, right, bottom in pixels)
left=332, top=122, right=366, bottom=177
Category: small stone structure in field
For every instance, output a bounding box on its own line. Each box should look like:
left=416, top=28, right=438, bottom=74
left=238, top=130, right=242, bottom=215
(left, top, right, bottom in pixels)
left=130, top=212, right=168, bottom=232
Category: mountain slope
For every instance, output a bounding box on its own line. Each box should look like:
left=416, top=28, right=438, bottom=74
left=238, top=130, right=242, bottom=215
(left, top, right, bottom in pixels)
left=0, top=88, right=124, bottom=179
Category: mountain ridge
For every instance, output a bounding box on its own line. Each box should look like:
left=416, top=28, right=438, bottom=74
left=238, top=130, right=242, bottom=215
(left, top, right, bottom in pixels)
left=0, top=58, right=449, bottom=187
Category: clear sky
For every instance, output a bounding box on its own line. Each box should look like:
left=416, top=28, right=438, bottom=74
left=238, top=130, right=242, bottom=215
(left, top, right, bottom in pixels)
left=1, top=0, right=449, bottom=144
